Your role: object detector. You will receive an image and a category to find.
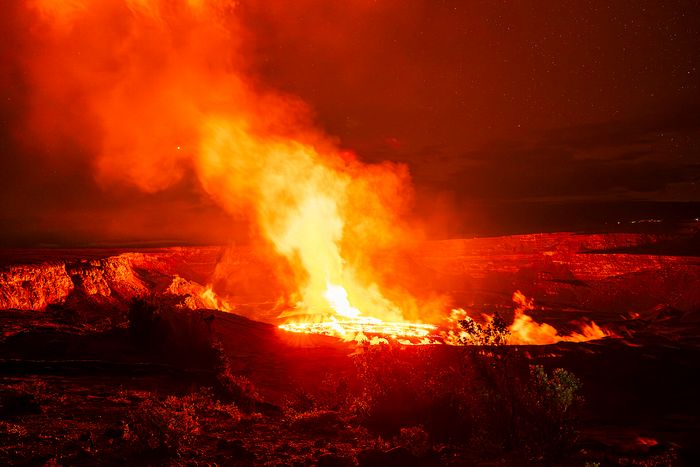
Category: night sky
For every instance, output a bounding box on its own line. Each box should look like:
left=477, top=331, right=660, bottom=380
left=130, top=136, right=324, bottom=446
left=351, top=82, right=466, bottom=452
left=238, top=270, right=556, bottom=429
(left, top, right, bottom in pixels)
left=1, top=0, right=699, bottom=246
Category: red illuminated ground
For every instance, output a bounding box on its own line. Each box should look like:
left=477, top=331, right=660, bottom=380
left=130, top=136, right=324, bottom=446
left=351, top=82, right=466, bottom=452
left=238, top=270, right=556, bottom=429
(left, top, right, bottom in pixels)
left=1, top=228, right=699, bottom=465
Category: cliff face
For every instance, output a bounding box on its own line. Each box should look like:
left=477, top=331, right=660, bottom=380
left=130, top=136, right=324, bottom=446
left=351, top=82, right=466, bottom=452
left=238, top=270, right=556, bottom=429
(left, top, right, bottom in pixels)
left=65, top=256, right=149, bottom=300
left=0, top=263, right=74, bottom=310
left=371, top=232, right=700, bottom=324
left=1, top=232, right=698, bottom=323
left=0, top=255, right=149, bottom=310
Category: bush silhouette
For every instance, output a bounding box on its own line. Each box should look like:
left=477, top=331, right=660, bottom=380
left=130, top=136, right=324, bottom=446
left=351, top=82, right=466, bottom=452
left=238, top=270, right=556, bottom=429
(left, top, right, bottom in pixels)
left=348, top=344, right=583, bottom=461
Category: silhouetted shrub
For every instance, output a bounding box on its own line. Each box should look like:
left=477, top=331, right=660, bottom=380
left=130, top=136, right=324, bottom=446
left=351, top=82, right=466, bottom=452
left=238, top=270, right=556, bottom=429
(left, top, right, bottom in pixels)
left=524, top=365, right=582, bottom=451
left=348, top=345, right=472, bottom=440
left=289, top=409, right=343, bottom=435
left=124, top=388, right=240, bottom=457
left=281, top=388, right=317, bottom=415
left=397, top=426, right=430, bottom=457
left=179, top=387, right=241, bottom=422
left=457, top=313, right=510, bottom=345
left=125, top=396, right=200, bottom=456
left=348, top=344, right=583, bottom=461
left=217, top=369, right=261, bottom=410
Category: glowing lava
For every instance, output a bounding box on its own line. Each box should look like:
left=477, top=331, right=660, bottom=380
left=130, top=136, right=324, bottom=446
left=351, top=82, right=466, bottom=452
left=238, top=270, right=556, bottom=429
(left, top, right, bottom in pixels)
left=279, top=288, right=614, bottom=346
left=279, top=282, right=437, bottom=344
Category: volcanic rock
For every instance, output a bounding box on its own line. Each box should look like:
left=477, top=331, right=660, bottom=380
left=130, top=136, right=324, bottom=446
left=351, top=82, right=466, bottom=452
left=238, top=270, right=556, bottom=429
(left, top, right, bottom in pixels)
left=66, top=256, right=148, bottom=300
left=357, top=447, right=425, bottom=467
left=0, top=247, right=224, bottom=311
left=0, top=256, right=148, bottom=311
left=216, top=438, right=256, bottom=461
left=317, top=453, right=354, bottom=467
left=0, top=263, right=73, bottom=310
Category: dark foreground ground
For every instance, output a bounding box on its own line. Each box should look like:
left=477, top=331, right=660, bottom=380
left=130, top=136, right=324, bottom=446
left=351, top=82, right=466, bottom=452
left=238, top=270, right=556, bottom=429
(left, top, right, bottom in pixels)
left=1, top=227, right=699, bottom=465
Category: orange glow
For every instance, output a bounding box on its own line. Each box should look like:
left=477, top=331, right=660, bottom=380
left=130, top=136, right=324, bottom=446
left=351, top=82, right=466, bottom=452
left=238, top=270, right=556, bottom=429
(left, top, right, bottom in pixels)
left=196, top=117, right=415, bottom=327
left=439, top=291, right=613, bottom=346
left=20, top=1, right=616, bottom=347
left=24, top=0, right=425, bottom=335
left=636, top=437, right=659, bottom=447
left=282, top=289, right=613, bottom=346
left=166, top=275, right=234, bottom=312
left=509, top=290, right=613, bottom=345
left=507, top=291, right=613, bottom=345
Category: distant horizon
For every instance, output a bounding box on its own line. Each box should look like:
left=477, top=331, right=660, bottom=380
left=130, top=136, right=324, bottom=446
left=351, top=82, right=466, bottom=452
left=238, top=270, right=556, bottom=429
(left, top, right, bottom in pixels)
left=1, top=200, right=697, bottom=249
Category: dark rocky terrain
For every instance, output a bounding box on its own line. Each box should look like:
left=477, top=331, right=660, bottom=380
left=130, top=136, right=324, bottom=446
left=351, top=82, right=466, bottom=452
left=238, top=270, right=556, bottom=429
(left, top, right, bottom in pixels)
left=1, top=227, right=699, bottom=465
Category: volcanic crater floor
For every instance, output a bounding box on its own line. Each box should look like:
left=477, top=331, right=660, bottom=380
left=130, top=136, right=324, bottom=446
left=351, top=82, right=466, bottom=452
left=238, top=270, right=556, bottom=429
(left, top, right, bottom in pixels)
left=1, top=230, right=700, bottom=465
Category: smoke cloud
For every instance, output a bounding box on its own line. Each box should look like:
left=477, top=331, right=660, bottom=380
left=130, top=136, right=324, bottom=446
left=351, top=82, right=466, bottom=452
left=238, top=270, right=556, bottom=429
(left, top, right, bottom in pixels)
left=8, top=0, right=440, bottom=321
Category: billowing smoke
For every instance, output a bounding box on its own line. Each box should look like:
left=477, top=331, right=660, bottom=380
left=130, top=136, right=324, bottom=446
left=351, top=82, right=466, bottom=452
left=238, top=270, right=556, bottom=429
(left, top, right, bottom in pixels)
left=12, top=0, right=439, bottom=322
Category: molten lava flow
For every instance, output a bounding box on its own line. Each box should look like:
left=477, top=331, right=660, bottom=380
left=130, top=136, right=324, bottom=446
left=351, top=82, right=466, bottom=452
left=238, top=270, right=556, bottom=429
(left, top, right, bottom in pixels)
left=279, top=319, right=436, bottom=345
left=278, top=281, right=437, bottom=344
left=277, top=280, right=438, bottom=344
left=280, top=288, right=614, bottom=346
left=277, top=281, right=437, bottom=344
left=442, top=291, right=614, bottom=346
left=508, top=290, right=613, bottom=344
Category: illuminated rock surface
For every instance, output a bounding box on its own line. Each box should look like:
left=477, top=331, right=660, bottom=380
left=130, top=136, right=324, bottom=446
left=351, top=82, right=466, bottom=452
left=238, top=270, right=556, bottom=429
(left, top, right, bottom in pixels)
left=1, top=230, right=699, bottom=464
